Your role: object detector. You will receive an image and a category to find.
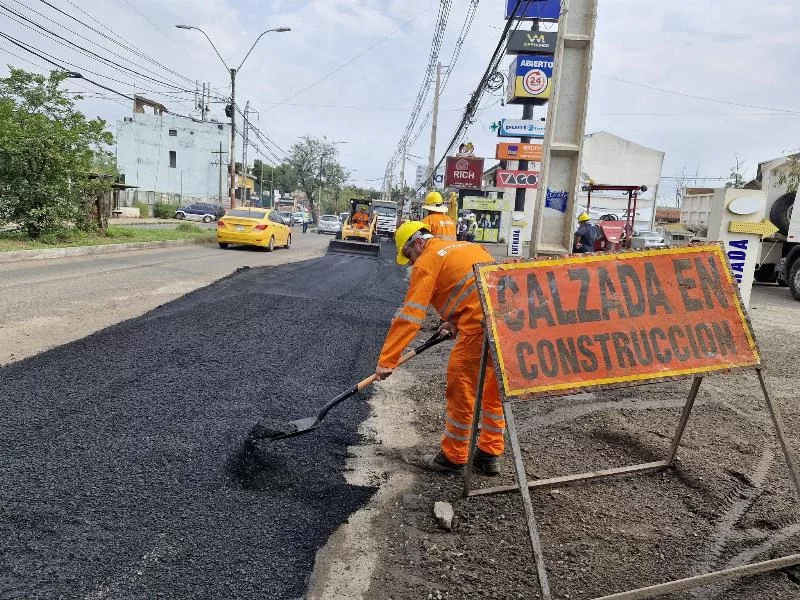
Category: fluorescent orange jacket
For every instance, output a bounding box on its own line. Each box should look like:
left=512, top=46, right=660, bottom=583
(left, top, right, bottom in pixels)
left=378, top=239, right=492, bottom=368
left=352, top=211, right=370, bottom=228
left=422, top=214, right=457, bottom=241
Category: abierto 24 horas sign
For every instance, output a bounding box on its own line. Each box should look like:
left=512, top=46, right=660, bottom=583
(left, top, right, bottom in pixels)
left=475, top=245, right=761, bottom=400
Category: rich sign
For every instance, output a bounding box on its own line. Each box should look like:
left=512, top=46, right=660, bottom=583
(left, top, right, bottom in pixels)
left=499, top=119, right=546, bottom=139
left=496, top=143, right=543, bottom=161
left=497, top=170, right=539, bottom=188
left=445, top=156, right=484, bottom=190
left=507, top=30, right=557, bottom=55
left=475, top=245, right=761, bottom=400
left=504, top=0, right=561, bottom=21
left=507, top=55, right=554, bottom=103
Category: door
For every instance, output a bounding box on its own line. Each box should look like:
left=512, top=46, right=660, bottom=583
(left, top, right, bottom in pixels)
left=269, top=213, right=287, bottom=244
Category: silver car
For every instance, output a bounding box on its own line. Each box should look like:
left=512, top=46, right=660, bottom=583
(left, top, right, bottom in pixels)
left=630, top=231, right=666, bottom=249
left=317, top=214, right=342, bottom=235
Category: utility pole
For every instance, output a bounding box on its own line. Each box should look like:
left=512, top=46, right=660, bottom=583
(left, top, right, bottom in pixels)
left=426, top=62, right=442, bottom=191
left=228, top=68, right=236, bottom=209
left=260, top=158, right=264, bottom=198
left=399, top=144, right=406, bottom=202
left=242, top=100, right=250, bottom=205
left=211, top=143, right=228, bottom=204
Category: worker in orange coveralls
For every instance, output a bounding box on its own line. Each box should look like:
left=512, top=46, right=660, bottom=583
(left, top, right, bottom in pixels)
left=352, top=205, right=370, bottom=229
left=374, top=221, right=503, bottom=475
left=420, top=191, right=457, bottom=241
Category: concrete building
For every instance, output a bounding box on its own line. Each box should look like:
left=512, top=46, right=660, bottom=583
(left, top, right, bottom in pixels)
left=116, top=96, right=231, bottom=208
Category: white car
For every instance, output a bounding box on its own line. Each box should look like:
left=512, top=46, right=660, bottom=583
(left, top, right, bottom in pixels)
left=630, top=231, right=666, bottom=249
left=317, top=214, right=342, bottom=235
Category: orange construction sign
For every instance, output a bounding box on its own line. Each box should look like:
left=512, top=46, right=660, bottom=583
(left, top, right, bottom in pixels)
left=475, top=245, right=761, bottom=400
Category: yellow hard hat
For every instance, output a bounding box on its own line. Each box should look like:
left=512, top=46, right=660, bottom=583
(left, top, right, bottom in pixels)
left=424, top=191, right=443, bottom=205
left=578, top=212, right=591, bottom=222
left=395, top=220, right=428, bottom=265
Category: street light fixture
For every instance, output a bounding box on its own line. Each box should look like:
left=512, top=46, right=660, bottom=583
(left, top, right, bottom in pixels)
left=176, top=24, right=290, bottom=209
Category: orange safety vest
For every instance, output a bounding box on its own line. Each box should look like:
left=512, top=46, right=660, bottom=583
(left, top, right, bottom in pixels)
left=352, top=211, right=369, bottom=228
left=378, top=239, right=492, bottom=368
left=422, top=214, right=457, bottom=241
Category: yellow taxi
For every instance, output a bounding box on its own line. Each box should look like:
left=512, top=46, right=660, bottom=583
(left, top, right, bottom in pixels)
left=216, top=208, right=291, bottom=251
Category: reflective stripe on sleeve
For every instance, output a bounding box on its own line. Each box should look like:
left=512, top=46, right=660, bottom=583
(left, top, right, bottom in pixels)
left=445, top=282, right=477, bottom=320
left=395, top=312, right=424, bottom=325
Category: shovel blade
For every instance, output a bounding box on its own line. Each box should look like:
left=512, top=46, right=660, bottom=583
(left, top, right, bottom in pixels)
left=269, top=416, right=319, bottom=441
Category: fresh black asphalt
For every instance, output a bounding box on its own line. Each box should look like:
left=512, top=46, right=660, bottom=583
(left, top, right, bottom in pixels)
left=0, top=245, right=407, bottom=599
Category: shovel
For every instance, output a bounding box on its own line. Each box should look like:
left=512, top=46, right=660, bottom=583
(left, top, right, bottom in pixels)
left=248, top=330, right=452, bottom=443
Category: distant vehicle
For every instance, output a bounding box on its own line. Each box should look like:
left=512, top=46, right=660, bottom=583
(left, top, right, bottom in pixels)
left=291, top=211, right=309, bottom=225
left=216, top=208, right=291, bottom=252
left=372, top=200, right=399, bottom=237
left=175, top=202, right=225, bottom=223
left=339, top=212, right=349, bottom=224
left=317, top=214, right=342, bottom=235
left=629, top=230, right=665, bottom=249
left=277, top=211, right=294, bottom=226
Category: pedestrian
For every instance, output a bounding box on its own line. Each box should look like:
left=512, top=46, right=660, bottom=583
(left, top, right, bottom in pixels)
left=457, top=217, right=467, bottom=241
left=421, top=191, right=457, bottom=241
left=466, top=214, right=477, bottom=242
left=573, top=212, right=601, bottom=253
left=374, top=221, right=504, bottom=476
left=302, top=215, right=309, bottom=234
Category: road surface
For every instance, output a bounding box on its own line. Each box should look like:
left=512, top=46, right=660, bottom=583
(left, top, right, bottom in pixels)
left=0, top=233, right=331, bottom=365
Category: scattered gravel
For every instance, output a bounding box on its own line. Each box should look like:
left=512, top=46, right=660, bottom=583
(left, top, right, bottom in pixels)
left=0, top=246, right=405, bottom=599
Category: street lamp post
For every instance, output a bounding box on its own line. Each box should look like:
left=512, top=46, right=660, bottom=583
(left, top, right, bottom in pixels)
left=176, top=24, right=290, bottom=209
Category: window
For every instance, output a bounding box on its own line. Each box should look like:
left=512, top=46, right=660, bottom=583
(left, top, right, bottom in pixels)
left=169, top=151, right=176, bottom=168
left=168, top=129, right=177, bottom=136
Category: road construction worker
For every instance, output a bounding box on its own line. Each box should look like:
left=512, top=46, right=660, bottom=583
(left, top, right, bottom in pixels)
left=352, top=205, right=370, bottom=229
left=421, top=191, right=457, bottom=241
left=573, top=212, right=601, bottom=253
left=466, top=214, right=477, bottom=242
left=374, top=221, right=504, bottom=476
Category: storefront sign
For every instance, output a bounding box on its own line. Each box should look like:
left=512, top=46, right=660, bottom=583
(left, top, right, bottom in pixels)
left=474, top=245, right=761, bottom=399
left=497, top=170, right=540, bottom=189
left=498, top=119, right=546, bottom=139
left=496, top=142, right=543, bottom=162
left=507, top=55, right=555, bottom=104
left=507, top=30, right=557, bottom=55
left=463, top=196, right=506, bottom=211
left=445, top=156, right=484, bottom=190
left=504, top=0, right=561, bottom=21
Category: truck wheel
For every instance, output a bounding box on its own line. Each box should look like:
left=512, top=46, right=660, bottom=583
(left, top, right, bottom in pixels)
left=754, top=263, right=777, bottom=283
left=770, top=191, right=795, bottom=236
left=789, top=258, right=800, bottom=301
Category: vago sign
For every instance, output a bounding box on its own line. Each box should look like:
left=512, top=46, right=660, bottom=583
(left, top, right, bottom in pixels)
left=475, top=245, right=761, bottom=399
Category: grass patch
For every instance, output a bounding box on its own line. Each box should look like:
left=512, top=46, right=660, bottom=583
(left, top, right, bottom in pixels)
left=0, top=225, right=214, bottom=252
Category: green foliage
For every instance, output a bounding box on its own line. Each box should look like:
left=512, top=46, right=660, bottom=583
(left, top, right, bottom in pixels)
left=176, top=221, right=201, bottom=232
left=285, top=136, right=349, bottom=219
left=725, top=154, right=746, bottom=189
left=152, top=202, right=178, bottom=219
left=252, top=159, right=298, bottom=196
left=133, top=201, right=150, bottom=218
left=777, top=155, right=800, bottom=193
left=323, top=184, right=381, bottom=214
left=0, top=68, right=115, bottom=237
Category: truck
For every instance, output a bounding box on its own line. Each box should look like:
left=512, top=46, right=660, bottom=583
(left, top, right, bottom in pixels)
left=371, top=199, right=399, bottom=238
left=680, top=154, right=799, bottom=301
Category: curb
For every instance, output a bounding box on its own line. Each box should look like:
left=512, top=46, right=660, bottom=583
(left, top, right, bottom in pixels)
left=0, top=237, right=214, bottom=264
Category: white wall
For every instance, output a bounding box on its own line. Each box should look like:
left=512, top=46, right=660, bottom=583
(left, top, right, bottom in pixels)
left=116, top=113, right=231, bottom=204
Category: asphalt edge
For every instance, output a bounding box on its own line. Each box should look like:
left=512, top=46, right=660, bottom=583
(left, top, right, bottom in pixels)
left=0, top=237, right=214, bottom=264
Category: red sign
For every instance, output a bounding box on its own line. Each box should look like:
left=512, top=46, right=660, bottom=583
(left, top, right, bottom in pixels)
left=445, top=156, right=484, bottom=190
left=497, top=169, right=539, bottom=188
left=475, top=245, right=761, bottom=400
left=496, top=143, right=543, bottom=161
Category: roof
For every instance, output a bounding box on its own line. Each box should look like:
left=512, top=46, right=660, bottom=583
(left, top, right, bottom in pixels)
left=655, top=207, right=681, bottom=223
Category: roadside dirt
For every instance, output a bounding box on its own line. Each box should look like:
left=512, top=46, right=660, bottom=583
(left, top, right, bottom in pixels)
left=324, top=284, right=800, bottom=599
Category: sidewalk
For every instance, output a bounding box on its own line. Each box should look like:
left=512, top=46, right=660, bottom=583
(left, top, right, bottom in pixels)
left=112, top=217, right=177, bottom=226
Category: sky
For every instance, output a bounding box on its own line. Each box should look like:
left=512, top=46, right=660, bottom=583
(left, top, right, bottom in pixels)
left=1, top=0, right=799, bottom=205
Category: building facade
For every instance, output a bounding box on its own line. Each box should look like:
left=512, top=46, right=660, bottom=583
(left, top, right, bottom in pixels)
left=116, top=97, right=231, bottom=208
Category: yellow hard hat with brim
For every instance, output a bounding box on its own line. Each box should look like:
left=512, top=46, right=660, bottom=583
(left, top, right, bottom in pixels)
left=395, top=220, right=428, bottom=265
left=578, top=212, right=591, bottom=222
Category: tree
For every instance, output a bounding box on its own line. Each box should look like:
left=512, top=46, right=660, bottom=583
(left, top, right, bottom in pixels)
left=328, top=184, right=381, bottom=215
left=285, top=136, right=348, bottom=221
left=777, top=154, right=800, bottom=193
left=252, top=159, right=298, bottom=198
left=0, top=68, right=114, bottom=237
left=725, top=154, right=746, bottom=189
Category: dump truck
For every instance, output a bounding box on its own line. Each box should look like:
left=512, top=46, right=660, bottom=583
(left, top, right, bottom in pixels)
left=371, top=199, right=399, bottom=238
left=680, top=154, right=799, bottom=301
left=328, top=198, right=381, bottom=257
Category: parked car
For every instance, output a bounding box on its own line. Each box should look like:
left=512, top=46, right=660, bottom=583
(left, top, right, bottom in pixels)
left=175, top=203, right=225, bottom=223
left=216, top=208, right=291, bottom=251
left=291, top=211, right=310, bottom=225
left=277, top=211, right=294, bottom=226
left=629, top=230, right=666, bottom=249
left=317, top=214, right=342, bottom=235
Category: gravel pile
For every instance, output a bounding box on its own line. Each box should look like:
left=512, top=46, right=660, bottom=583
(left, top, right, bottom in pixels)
left=0, top=248, right=405, bottom=599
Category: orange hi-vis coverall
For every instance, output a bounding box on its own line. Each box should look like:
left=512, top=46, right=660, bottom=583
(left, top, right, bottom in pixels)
left=352, top=211, right=370, bottom=229
left=422, top=214, right=457, bottom=241
left=378, top=239, right=504, bottom=464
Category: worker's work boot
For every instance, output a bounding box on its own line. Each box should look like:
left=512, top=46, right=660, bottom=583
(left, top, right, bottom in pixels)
left=419, top=450, right=465, bottom=475
left=473, top=448, right=501, bottom=476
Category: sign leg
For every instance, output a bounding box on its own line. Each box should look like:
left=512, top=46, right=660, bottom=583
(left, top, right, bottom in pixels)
left=756, top=368, right=800, bottom=499
left=666, top=376, right=702, bottom=465
left=504, top=401, right=553, bottom=600
left=463, top=334, right=489, bottom=499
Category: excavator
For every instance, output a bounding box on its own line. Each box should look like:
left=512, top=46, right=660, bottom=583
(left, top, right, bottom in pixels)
left=327, top=198, right=381, bottom=257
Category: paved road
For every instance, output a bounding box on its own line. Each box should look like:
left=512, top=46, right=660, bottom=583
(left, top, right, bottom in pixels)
left=0, top=233, right=331, bottom=365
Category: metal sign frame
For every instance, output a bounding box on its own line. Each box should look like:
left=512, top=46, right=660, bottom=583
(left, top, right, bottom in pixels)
left=462, top=254, right=800, bottom=599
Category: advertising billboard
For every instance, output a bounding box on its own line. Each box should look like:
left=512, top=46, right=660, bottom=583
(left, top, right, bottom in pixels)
left=496, top=142, right=543, bottom=162
left=497, top=170, right=540, bottom=189
left=498, top=119, right=546, bottom=139
left=445, top=156, right=484, bottom=190
left=506, top=30, right=557, bottom=55
left=506, top=55, right=555, bottom=104
left=504, top=0, right=561, bottom=21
